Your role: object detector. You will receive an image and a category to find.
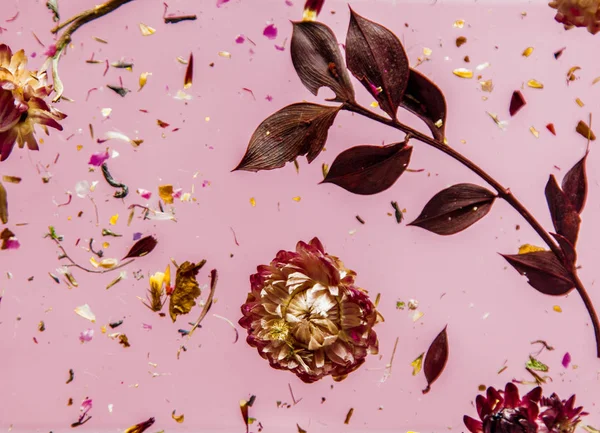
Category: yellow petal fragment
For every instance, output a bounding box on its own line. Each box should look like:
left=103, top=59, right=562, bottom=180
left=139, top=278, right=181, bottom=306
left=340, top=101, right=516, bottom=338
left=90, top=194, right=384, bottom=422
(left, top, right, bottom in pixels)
left=158, top=185, right=174, bottom=204
left=453, top=68, right=473, bottom=79
left=575, top=98, right=584, bottom=107
left=218, top=51, right=232, bottom=59
left=553, top=305, right=562, bottom=313
left=411, top=353, right=424, bottom=376
left=567, top=66, right=581, bottom=82
left=139, top=23, right=156, bottom=36
left=453, top=19, right=465, bottom=28
left=250, top=197, right=256, bottom=207
left=138, top=72, right=151, bottom=91
left=527, top=79, right=544, bottom=89
left=370, top=101, right=379, bottom=108
left=592, top=76, right=600, bottom=85
left=292, top=196, right=301, bottom=202
left=109, top=214, right=119, bottom=225
left=529, top=126, right=539, bottom=138
left=423, top=47, right=432, bottom=56
left=518, top=244, right=546, bottom=254
left=172, top=410, right=184, bottom=423
left=522, top=47, right=534, bottom=57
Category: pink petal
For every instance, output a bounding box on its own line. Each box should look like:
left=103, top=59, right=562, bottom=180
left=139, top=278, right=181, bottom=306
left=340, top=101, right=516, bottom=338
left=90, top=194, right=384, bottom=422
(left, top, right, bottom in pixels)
left=3, top=237, right=20, bottom=250
left=88, top=151, right=110, bottom=166
left=216, top=0, right=230, bottom=6
left=463, top=416, right=483, bottom=433
left=263, top=23, right=278, bottom=40
left=136, top=188, right=152, bottom=199
left=562, top=352, right=571, bottom=368
left=79, top=329, right=94, bottom=343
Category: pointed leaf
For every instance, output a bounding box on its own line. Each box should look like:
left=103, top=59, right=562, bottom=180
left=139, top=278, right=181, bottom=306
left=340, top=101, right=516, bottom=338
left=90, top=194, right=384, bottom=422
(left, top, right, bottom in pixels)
left=408, top=183, right=496, bottom=235
left=401, top=69, right=447, bottom=141
left=291, top=21, right=354, bottom=103
left=346, top=9, right=410, bottom=119
left=123, top=235, right=157, bottom=259
left=234, top=103, right=340, bottom=172
left=0, top=181, right=7, bottom=224
left=502, top=251, right=574, bottom=296
left=321, top=141, right=412, bottom=195
left=551, top=232, right=577, bottom=268
left=562, top=153, right=587, bottom=214
left=422, top=326, right=448, bottom=394
left=545, top=175, right=580, bottom=246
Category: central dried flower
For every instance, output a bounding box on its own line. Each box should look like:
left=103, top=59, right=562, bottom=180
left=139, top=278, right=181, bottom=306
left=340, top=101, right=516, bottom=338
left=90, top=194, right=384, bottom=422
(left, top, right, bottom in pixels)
left=239, top=237, right=380, bottom=383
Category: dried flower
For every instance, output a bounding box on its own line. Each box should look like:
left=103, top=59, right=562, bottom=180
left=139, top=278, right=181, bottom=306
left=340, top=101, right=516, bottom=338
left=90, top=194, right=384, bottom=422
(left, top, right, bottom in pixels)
left=464, top=382, right=587, bottom=433
left=549, top=0, right=600, bottom=34
left=0, top=44, right=66, bottom=161
left=239, top=237, right=380, bottom=383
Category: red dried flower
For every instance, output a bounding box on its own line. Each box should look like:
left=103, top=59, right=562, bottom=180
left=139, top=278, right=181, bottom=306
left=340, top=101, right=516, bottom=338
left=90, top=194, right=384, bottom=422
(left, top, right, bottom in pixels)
left=549, top=0, right=600, bottom=34
left=464, top=383, right=587, bottom=433
left=0, top=44, right=65, bottom=161
left=239, top=237, right=380, bottom=383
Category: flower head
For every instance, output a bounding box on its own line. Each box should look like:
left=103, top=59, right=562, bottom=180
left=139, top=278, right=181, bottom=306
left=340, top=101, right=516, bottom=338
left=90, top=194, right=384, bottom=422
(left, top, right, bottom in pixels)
left=464, top=383, right=587, bottom=433
left=0, top=44, right=65, bottom=161
left=549, top=0, right=600, bottom=34
left=239, top=237, right=380, bottom=383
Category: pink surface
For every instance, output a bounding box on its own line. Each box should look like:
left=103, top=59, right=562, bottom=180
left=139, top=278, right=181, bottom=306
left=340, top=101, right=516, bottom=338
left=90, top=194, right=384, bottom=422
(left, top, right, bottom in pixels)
left=1, top=0, right=599, bottom=431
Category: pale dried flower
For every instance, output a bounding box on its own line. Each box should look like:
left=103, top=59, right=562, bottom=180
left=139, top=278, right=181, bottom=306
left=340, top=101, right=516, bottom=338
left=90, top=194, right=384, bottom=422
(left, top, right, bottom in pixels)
left=239, top=237, right=381, bottom=383
left=0, top=44, right=66, bottom=161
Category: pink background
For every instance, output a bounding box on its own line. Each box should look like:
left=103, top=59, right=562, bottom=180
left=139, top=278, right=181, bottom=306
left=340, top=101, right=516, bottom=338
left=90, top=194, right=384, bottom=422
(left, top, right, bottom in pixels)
left=1, top=0, right=599, bottom=431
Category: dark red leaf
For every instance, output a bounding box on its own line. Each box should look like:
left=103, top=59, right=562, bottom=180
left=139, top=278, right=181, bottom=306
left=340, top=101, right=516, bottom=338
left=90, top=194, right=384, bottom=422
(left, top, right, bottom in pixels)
left=545, top=175, right=580, bottom=246
left=291, top=21, right=354, bottom=103
left=184, top=52, right=193, bottom=89
left=501, top=251, right=574, bottom=296
left=422, top=326, right=448, bottom=394
left=561, top=153, right=587, bottom=214
left=123, top=235, right=158, bottom=259
left=345, top=8, right=409, bottom=120
left=401, top=69, right=447, bottom=141
left=234, top=103, right=340, bottom=172
left=321, top=141, right=412, bottom=195
left=509, top=90, right=526, bottom=116
left=551, top=232, right=577, bottom=267
left=408, top=183, right=496, bottom=235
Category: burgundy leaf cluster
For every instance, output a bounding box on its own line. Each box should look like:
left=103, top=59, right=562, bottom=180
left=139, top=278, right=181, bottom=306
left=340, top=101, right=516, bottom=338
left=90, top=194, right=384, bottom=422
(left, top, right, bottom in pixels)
left=234, top=8, right=446, bottom=195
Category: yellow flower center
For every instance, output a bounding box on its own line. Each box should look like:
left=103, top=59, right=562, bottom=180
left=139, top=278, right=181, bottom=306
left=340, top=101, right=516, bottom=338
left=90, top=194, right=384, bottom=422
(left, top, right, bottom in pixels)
left=269, top=319, right=290, bottom=341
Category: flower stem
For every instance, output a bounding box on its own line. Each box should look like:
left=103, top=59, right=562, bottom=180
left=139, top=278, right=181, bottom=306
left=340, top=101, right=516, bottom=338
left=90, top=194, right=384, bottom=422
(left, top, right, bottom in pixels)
left=47, top=0, right=135, bottom=101
left=343, top=102, right=600, bottom=358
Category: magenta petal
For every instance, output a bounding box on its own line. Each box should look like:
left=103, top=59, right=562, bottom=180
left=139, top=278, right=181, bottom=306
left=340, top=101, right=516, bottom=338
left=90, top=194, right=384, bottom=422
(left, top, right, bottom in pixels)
left=562, top=352, right=571, bottom=368
left=263, top=23, right=278, bottom=40
left=0, top=89, right=22, bottom=132
left=0, top=129, right=17, bottom=161
left=463, top=416, right=483, bottom=433
left=216, top=0, right=230, bottom=6
left=235, top=34, right=245, bottom=44
left=525, top=386, right=542, bottom=403
left=88, top=151, right=110, bottom=166
left=503, top=382, right=520, bottom=408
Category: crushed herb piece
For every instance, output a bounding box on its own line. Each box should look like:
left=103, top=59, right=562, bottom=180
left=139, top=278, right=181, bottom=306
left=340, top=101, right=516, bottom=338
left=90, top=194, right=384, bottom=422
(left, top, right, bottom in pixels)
left=526, top=355, right=549, bottom=372
left=107, top=84, right=130, bottom=97
left=456, top=36, right=467, bottom=47
left=391, top=201, right=403, bottom=223
left=355, top=215, right=365, bottom=224
left=0, top=181, right=7, bottom=224
left=169, top=260, right=206, bottom=322
left=344, top=408, right=354, bottom=424
left=101, top=163, right=129, bottom=198
left=109, top=320, right=123, bottom=328
left=118, top=334, right=130, bottom=347
left=66, top=369, right=74, bottom=384
left=184, top=53, right=193, bottom=89
left=171, top=410, right=184, bottom=423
